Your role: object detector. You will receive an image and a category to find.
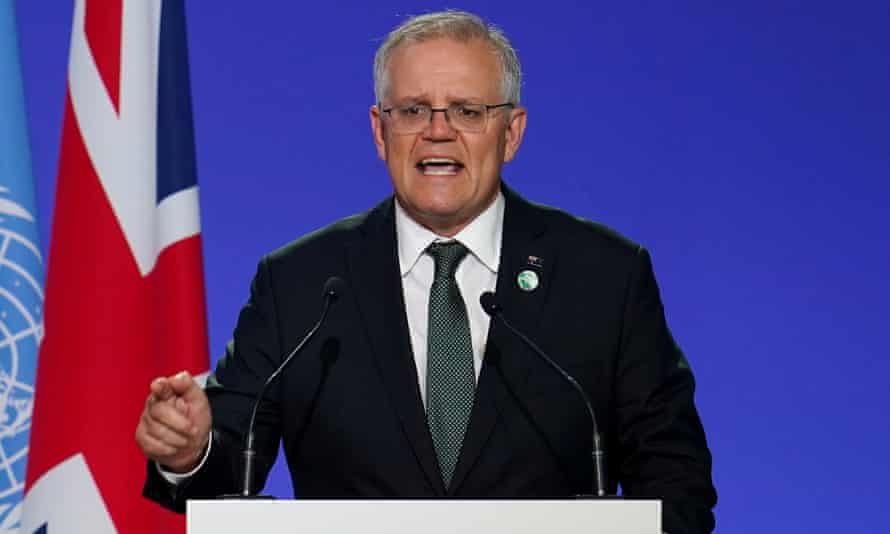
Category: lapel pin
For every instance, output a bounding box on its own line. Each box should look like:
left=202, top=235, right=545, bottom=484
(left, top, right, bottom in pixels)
left=526, top=255, right=544, bottom=269
left=516, top=269, right=539, bottom=292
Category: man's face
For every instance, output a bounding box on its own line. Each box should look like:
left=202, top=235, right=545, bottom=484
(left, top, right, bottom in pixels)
left=370, top=38, right=527, bottom=236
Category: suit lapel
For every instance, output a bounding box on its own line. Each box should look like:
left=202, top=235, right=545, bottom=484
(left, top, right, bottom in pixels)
left=449, top=186, right=558, bottom=493
left=345, top=199, right=445, bottom=495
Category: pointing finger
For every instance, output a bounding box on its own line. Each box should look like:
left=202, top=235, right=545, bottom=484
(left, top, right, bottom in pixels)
left=150, top=377, right=174, bottom=400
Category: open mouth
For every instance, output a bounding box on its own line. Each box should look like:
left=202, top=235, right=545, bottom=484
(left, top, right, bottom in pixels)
left=416, top=157, right=465, bottom=176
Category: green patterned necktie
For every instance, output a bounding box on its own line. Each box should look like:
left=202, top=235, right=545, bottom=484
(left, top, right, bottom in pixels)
left=425, top=241, right=476, bottom=489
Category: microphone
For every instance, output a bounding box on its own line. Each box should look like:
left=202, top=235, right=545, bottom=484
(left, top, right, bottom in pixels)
left=479, top=291, right=608, bottom=497
left=238, top=276, right=346, bottom=497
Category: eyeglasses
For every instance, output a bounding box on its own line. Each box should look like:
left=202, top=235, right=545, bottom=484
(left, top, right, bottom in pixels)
left=380, top=102, right=515, bottom=134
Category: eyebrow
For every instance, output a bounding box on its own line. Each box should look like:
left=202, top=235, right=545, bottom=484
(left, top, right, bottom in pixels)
left=391, top=96, right=483, bottom=106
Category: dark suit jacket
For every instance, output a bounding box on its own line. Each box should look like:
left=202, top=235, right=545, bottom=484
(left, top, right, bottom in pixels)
left=145, top=186, right=716, bottom=533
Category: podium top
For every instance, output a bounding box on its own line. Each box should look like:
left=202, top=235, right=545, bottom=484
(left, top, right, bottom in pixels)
left=187, top=499, right=661, bottom=534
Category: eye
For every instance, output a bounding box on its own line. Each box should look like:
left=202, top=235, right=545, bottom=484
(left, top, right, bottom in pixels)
left=454, top=105, right=482, bottom=118
left=400, top=105, right=427, bottom=116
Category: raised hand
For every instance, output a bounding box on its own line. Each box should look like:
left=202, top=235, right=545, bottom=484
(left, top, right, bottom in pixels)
left=135, top=370, right=212, bottom=473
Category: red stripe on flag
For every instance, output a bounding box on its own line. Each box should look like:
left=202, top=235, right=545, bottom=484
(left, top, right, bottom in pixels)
left=26, top=94, right=204, bottom=533
left=149, top=235, right=211, bottom=375
left=84, top=0, right=123, bottom=113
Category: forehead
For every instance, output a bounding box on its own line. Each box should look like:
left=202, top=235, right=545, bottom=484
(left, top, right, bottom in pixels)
left=383, top=37, right=502, bottom=102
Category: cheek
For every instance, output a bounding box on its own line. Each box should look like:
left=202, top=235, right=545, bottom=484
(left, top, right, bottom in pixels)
left=470, top=140, right=505, bottom=177
left=385, top=137, right=418, bottom=171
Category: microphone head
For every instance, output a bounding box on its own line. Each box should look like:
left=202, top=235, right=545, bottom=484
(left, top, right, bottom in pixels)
left=322, top=276, right=347, bottom=301
left=479, top=291, right=501, bottom=316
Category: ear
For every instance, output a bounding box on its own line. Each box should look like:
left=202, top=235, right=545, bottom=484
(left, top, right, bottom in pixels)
left=502, top=106, right=527, bottom=163
left=370, top=105, right=386, bottom=161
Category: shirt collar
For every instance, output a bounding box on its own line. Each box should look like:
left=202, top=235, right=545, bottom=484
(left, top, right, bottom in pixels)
left=395, top=191, right=504, bottom=276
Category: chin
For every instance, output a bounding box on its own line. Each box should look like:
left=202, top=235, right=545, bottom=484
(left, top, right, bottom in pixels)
left=402, top=186, right=464, bottom=213
left=400, top=199, right=462, bottom=229
left=415, top=202, right=463, bottom=222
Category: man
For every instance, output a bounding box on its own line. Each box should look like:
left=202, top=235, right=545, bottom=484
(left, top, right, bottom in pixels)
left=136, top=10, right=716, bottom=533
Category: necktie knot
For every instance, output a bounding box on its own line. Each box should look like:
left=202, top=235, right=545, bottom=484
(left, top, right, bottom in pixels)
left=427, top=241, right=469, bottom=279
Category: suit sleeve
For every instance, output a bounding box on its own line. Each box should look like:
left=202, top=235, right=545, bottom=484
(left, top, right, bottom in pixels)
left=613, top=247, right=717, bottom=534
left=143, top=256, right=285, bottom=512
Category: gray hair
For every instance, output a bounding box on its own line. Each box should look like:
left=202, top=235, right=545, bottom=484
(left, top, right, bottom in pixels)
left=373, top=10, right=522, bottom=105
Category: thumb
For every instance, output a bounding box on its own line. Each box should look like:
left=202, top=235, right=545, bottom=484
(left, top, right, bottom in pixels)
left=168, top=370, right=196, bottom=394
left=171, top=371, right=208, bottom=405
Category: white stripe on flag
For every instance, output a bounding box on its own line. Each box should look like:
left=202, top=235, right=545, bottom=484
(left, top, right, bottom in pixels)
left=20, top=454, right=116, bottom=534
left=156, top=185, right=201, bottom=262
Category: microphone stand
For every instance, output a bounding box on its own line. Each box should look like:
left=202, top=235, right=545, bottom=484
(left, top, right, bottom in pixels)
left=219, top=277, right=343, bottom=499
left=481, top=292, right=607, bottom=497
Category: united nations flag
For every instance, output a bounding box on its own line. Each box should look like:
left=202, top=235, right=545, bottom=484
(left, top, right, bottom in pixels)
left=0, top=3, right=43, bottom=531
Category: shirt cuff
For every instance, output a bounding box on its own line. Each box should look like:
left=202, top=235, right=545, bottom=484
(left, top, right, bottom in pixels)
left=155, top=436, right=212, bottom=485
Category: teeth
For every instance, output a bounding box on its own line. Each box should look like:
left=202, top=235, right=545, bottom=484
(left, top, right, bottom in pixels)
left=423, top=167, right=458, bottom=175
left=420, top=157, right=459, bottom=165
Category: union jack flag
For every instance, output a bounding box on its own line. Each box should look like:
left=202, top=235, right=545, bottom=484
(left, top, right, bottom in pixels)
left=22, top=1, right=209, bottom=532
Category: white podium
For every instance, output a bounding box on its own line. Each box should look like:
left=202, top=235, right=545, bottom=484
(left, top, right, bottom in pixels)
left=187, top=499, right=661, bottom=533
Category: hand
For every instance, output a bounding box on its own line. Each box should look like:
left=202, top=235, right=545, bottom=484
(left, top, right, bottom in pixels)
left=135, top=370, right=212, bottom=473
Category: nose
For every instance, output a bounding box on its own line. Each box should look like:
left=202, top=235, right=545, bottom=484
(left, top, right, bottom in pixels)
left=423, top=108, right=457, bottom=140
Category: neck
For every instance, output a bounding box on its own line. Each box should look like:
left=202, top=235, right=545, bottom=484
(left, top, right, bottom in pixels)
left=396, top=192, right=499, bottom=239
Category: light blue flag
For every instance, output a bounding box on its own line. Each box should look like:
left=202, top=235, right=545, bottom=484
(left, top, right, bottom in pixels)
left=0, top=3, right=44, bottom=531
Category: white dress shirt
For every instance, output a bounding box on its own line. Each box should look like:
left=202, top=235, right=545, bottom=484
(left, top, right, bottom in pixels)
left=395, top=192, right=503, bottom=405
left=161, top=191, right=505, bottom=483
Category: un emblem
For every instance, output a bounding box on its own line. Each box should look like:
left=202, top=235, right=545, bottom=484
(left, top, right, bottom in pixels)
left=0, top=186, right=44, bottom=530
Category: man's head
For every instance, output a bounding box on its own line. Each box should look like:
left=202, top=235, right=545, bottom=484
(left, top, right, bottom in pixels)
left=370, top=11, right=527, bottom=237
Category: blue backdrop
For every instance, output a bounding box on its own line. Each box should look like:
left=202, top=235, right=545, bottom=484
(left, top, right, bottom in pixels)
left=14, top=2, right=889, bottom=532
